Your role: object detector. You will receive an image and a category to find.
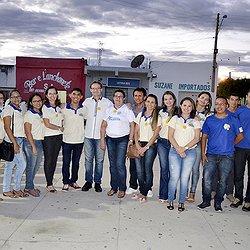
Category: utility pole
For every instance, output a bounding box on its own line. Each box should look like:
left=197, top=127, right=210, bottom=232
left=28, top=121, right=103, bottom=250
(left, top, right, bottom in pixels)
left=211, top=13, right=220, bottom=93
left=211, top=13, right=227, bottom=92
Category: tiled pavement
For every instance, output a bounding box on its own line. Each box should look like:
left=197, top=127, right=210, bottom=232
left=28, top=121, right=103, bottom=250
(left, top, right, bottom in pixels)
left=0, top=153, right=249, bottom=250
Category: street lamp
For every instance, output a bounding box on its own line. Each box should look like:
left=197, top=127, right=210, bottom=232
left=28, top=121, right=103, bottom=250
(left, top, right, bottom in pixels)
left=211, top=13, right=227, bottom=92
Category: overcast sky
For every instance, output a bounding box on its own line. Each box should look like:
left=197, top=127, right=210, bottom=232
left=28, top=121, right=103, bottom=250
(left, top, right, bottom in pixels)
left=0, top=0, right=250, bottom=80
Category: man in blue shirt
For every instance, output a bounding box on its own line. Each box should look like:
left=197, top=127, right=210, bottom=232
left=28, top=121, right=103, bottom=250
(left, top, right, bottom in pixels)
left=230, top=89, right=250, bottom=212
left=198, top=96, right=243, bottom=212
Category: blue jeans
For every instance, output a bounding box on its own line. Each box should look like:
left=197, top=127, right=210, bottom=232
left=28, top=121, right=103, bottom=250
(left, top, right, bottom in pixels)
left=84, top=138, right=105, bottom=184
left=189, top=142, right=201, bottom=193
left=106, top=135, right=128, bottom=192
left=168, top=147, right=196, bottom=203
left=157, top=137, right=171, bottom=200
left=62, top=142, right=84, bottom=184
left=202, top=154, right=234, bottom=206
left=128, top=158, right=138, bottom=189
left=135, top=142, right=157, bottom=196
left=23, top=138, right=43, bottom=190
left=3, top=138, right=26, bottom=192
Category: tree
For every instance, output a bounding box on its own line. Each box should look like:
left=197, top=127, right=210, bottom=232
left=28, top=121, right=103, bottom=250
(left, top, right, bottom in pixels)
left=217, top=78, right=250, bottom=100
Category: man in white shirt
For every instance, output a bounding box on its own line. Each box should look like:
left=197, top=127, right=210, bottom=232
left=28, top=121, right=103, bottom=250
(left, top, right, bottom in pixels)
left=82, top=81, right=112, bottom=192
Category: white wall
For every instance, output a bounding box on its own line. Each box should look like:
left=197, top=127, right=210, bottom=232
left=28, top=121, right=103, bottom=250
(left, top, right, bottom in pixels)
left=149, top=61, right=217, bottom=105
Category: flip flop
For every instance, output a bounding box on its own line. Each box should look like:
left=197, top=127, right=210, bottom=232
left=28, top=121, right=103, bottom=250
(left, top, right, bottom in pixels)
left=3, top=191, right=18, bottom=198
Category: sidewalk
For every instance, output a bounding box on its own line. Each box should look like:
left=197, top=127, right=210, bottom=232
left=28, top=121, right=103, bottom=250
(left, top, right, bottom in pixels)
left=0, top=153, right=249, bottom=250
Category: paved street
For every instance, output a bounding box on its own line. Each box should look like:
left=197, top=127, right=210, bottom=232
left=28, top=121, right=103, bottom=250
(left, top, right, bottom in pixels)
left=0, top=153, right=249, bottom=250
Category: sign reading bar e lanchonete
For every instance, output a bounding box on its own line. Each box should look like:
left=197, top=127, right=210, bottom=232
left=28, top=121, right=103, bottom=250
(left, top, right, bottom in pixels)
left=16, top=57, right=86, bottom=101
left=108, top=77, right=140, bottom=88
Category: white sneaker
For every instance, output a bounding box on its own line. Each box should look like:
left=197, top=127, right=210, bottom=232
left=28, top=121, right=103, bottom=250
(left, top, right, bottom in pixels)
left=126, top=187, right=138, bottom=195
left=147, top=190, right=153, bottom=197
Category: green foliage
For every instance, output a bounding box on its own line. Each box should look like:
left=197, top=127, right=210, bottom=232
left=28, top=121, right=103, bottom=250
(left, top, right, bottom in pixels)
left=217, top=78, right=250, bottom=99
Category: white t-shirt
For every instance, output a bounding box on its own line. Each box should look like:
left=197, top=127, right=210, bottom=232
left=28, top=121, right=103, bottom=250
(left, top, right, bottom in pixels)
left=168, top=115, right=201, bottom=148
left=103, top=104, right=135, bottom=138
left=0, top=106, right=4, bottom=140
left=2, top=103, right=25, bottom=141
left=42, top=104, right=63, bottom=137
left=158, top=109, right=172, bottom=139
left=135, top=112, right=161, bottom=142
left=62, top=103, right=87, bottom=143
left=24, top=109, right=45, bottom=140
left=83, top=97, right=113, bottom=139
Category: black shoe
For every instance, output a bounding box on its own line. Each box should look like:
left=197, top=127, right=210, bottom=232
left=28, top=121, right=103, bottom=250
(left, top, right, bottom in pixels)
left=214, top=204, right=223, bottom=212
left=167, top=201, right=174, bottom=210
left=81, top=182, right=92, bottom=191
left=178, top=203, right=185, bottom=212
left=230, top=198, right=242, bottom=208
left=242, top=202, right=250, bottom=212
left=197, top=202, right=211, bottom=209
left=94, top=183, right=102, bottom=192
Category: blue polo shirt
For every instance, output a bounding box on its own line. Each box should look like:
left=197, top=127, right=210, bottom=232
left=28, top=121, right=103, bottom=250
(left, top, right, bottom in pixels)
left=234, top=105, right=250, bottom=149
left=202, top=114, right=243, bottom=155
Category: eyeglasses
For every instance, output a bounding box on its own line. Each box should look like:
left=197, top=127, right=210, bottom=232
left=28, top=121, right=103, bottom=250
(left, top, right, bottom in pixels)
left=10, top=95, right=21, bottom=99
left=114, top=95, right=124, bottom=99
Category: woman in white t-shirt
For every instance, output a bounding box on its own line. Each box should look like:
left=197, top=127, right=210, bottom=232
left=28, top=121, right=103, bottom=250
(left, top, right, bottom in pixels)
left=186, top=91, right=212, bottom=203
left=157, top=91, right=178, bottom=203
left=23, top=93, right=45, bottom=197
left=133, top=94, right=161, bottom=202
left=42, top=86, right=63, bottom=193
left=0, top=91, right=5, bottom=142
left=100, top=90, right=135, bottom=199
left=167, top=97, right=201, bottom=211
left=2, top=89, right=27, bottom=198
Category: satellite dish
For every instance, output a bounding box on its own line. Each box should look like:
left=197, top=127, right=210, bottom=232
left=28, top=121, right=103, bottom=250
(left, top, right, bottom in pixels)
left=131, top=54, right=145, bottom=68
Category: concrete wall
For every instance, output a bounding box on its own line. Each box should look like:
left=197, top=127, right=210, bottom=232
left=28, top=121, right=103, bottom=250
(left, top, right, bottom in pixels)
left=0, top=65, right=16, bottom=89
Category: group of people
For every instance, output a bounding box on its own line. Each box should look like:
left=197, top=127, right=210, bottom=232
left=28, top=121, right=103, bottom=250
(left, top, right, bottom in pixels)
left=0, top=85, right=249, bottom=213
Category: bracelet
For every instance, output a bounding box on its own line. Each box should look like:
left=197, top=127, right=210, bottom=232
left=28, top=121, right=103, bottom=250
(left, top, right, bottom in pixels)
left=129, top=139, right=133, bottom=142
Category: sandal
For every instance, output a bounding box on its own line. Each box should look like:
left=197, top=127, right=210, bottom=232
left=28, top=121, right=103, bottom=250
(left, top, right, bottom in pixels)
left=25, top=189, right=40, bottom=197
left=46, top=185, right=57, bottom=193
left=117, top=191, right=125, bottom=198
left=107, top=189, right=117, bottom=196
left=13, top=190, right=29, bottom=198
left=131, top=193, right=141, bottom=200
left=3, top=191, right=17, bottom=198
left=62, top=184, right=69, bottom=191
left=69, top=182, right=81, bottom=189
left=139, top=195, right=147, bottom=203
left=167, top=201, right=174, bottom=210
left=186, top=192, right=195, bottom=203
left=178, top=203, right=185, bottom=212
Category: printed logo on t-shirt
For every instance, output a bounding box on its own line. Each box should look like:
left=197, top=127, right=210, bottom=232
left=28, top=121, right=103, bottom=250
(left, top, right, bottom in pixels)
left=108, top=116, right=120, bottom=121
left=223, top=123, right=230, bottom=130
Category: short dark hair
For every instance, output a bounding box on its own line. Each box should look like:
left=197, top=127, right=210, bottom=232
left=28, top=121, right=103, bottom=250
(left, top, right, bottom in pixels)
left=216, top=96, right=228, bottom=105
left=133, top=87, right=147, bottom=97
left=90, top=81, right=102, bottom=89
left=9, top=89, right=21, bottom=98
left=228, top=93, right=239, bottom=99
left=71, top=88, right=83, bottom=95
left=113, top=89, right=125, bottom=98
